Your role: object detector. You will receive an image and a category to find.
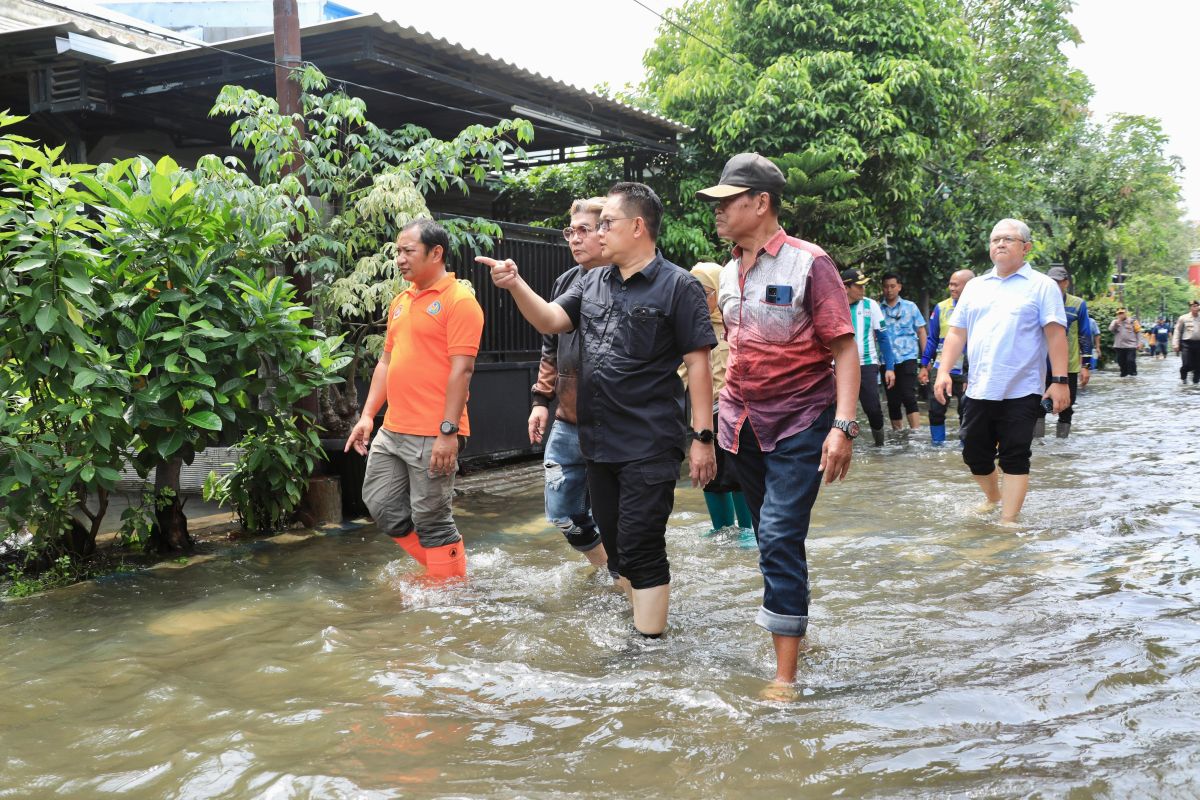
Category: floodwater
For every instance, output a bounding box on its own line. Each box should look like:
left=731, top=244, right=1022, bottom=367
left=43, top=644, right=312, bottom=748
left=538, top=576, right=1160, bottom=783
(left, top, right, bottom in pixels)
left=2, top=358, right=1198, bottom=799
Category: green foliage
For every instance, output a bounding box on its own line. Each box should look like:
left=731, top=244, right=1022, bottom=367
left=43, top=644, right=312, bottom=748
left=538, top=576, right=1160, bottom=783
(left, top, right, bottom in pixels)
left=211, top=67, right=531, bottom=434
left=116, top=487, right=175, bottom=551
left=1041, top=115, right=1188, bottom=295
left=1087, top=296, right=1120, bottom=362
left=1, top=112, right=350, bottom=560
left=637, top=0, right=980, bottom=267
left=5, top=555, right=79, bottom=598
left=500, top=0, right=1188, bottom=301
left=86, top=154, right=348, bottom=548
left=1121, top=273, right=1193, bottom=322
left=0, top=112, right=130, bottom=555
left=202, top=417, right=324, bottom=535
left=210, top=69, right=528, bottom=310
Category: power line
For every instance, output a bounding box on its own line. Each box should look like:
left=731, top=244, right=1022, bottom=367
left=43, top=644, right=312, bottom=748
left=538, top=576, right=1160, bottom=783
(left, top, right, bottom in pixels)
left=627, top=0, right=748, bottom=70
left=23, top=0, right=635, bottom=148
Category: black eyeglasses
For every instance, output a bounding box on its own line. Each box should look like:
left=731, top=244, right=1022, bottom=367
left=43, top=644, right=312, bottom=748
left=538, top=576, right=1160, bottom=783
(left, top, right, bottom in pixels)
left=597, top=217, right=634, bottom=233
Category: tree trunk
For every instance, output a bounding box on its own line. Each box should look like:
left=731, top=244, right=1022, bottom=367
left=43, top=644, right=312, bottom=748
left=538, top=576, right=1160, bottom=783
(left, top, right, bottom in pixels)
left=151, top=457, right=191, bottom=553
left=298, top=475, right=342, bottom=527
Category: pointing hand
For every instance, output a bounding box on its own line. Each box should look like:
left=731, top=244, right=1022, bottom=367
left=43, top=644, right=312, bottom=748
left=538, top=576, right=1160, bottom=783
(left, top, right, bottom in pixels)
left=476, top=256, right=519, bottom=290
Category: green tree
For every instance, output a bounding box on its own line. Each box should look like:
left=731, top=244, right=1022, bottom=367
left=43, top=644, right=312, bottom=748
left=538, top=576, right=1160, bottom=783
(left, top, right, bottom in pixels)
left=1043, top=114, right=1186, bottom=295
left=888, top=0, right=1093, bottom=299
left=1121, top=273, right=1193, bottom=321
left=88, top=154, right=349, bottom=553
left=211, top=67, right=534, bottom=436
left=639, top=0, right=981, bottom=267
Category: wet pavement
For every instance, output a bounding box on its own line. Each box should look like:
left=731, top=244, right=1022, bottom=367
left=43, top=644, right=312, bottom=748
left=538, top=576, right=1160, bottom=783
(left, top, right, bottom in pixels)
left=0, top=356, right=1197, bottom=799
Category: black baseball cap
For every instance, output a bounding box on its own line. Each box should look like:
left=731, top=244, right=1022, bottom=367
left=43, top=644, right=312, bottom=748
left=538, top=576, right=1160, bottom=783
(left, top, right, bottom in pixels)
left=696, top=153, right=786, bottom=200
left=841, top=268, right=869, bottom=286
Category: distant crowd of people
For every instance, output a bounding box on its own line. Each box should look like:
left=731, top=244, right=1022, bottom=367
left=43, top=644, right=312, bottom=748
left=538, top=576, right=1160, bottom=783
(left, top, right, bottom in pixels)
left=1109, top=303, right=1200, bottom=383
left=343, top=151, right=1199, bottom=696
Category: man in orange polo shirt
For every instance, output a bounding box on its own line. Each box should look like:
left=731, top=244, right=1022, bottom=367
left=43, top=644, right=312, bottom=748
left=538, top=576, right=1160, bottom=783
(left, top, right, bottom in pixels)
left=345, top=219, right=484, bottom=579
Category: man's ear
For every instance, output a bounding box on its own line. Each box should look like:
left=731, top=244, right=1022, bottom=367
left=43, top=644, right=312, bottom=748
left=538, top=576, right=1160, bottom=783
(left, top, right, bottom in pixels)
left=430, top=244, right=445, bottom=263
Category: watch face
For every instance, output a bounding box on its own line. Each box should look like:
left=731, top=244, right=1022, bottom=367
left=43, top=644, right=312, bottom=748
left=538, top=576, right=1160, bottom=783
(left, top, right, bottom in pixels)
left=440, top=422, right=457, bottom=435
left=848, top=421, right=860, bottom=437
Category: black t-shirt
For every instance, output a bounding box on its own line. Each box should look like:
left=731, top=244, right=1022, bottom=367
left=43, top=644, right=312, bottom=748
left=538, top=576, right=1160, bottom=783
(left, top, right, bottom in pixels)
left=555, top=253, right=716, bottom=463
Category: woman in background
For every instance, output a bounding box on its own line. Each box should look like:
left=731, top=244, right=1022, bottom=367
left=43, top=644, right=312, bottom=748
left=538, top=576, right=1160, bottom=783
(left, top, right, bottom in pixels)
left=687, top=263, right=754, bottom=546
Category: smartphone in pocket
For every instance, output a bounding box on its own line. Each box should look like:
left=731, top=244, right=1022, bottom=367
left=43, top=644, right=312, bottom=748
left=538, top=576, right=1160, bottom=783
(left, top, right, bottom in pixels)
left=764, top=284, right=793, bottom=306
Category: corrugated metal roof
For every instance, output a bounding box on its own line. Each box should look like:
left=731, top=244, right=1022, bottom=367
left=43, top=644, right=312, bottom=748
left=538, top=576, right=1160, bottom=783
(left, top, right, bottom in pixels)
left=2, top=0, right=194, bottom=53
left=108, top=12, right=689, bottom=134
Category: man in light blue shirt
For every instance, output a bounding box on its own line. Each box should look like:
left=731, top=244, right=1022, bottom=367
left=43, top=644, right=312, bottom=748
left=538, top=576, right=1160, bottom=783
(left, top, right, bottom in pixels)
left=880, top=272, right=927, bottom=431
left=933, top=219, right=1069, bottom=525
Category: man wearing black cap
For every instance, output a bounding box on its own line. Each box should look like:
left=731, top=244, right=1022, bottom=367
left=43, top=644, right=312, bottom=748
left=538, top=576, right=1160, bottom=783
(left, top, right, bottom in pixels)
left=1035, top=266, right=1093, bottom=438
left=697, top=152, right=859, bottom=697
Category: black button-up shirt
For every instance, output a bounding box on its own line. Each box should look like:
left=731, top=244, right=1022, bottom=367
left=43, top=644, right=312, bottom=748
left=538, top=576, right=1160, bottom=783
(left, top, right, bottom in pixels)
left=555, top=253, right=716, bottom=463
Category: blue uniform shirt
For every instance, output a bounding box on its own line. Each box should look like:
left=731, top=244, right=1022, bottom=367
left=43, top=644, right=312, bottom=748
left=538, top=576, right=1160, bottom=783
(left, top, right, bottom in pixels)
left=880, top=297, right=926, bottom=363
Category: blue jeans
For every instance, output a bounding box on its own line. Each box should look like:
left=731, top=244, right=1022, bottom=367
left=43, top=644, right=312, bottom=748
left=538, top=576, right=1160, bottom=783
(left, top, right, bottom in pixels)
left=543, top=420, right=602, bottom=553
left=728, top=405, right=833, bottom=637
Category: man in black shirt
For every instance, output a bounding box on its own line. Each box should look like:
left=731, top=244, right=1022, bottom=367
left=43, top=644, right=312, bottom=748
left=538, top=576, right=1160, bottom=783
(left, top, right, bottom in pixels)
left=479, top=182, right=717, bottom=637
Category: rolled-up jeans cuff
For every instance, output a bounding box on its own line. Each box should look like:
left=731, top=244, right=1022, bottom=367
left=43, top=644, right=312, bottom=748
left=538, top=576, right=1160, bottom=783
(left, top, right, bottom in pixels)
left=755, top=605, right=808, bottom=637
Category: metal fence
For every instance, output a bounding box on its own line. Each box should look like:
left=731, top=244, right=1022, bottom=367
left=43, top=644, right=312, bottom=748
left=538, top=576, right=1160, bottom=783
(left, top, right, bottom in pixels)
left=443, top=218, right=574, bottom=361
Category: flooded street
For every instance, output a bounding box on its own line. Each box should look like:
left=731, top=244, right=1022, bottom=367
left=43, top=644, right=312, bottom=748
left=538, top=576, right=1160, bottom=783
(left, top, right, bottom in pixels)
left=2, top=358, right=1198, bottom=799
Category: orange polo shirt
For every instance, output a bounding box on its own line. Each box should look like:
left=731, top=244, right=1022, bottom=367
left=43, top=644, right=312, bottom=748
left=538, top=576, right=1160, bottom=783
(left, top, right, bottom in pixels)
left=383, top=273, right=484, bottom=436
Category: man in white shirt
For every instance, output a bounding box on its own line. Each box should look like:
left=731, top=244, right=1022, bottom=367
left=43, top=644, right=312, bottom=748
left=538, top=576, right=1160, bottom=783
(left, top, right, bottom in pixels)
left=933, top=219, right=1069, bottom=525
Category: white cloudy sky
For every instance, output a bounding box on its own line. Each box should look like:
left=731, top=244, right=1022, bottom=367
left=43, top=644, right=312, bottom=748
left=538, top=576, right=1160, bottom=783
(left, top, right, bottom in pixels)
left=363, top=0, right=1198, bottom=218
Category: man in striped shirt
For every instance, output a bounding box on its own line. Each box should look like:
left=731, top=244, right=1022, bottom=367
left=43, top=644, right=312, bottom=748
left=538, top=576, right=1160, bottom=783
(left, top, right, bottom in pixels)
left=842, top=268, right=895, bottom=447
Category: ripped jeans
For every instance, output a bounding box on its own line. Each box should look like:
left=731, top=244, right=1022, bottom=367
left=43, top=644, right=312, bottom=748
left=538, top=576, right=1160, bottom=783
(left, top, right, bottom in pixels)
left=542, top=420, right=602, bottom=554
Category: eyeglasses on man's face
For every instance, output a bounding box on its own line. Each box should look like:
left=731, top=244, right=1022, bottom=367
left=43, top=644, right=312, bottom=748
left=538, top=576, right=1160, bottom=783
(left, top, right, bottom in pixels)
left=989, top=235, right=1027, bottom=246
left=562, top=224, right=597, bottom=241
left=597, top=217, right=634, bottom=233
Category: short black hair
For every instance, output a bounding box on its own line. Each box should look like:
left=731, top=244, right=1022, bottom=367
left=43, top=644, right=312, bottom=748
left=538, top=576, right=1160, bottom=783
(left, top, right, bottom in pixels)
left=755, top=190, right=781, bottom=215
left=881, top=272, right=902, bottom=284
left=400, top=218, right=451, bottom=264
left=607, top=181, right=663, bottom=241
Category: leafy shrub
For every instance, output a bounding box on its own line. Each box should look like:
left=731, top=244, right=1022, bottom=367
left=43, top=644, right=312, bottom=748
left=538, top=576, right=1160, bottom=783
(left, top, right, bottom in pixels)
left=203, top=417, right=324, bottom=535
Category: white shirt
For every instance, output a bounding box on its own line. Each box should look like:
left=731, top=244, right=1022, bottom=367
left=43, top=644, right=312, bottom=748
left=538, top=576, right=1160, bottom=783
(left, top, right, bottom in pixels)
left=948, top=263, right=1066, bottom=400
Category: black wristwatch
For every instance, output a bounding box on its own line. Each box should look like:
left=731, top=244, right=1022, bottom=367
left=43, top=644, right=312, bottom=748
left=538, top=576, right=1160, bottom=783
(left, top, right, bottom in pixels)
left=439, top=420, right=460, bottom=436
left=832, top=419, right=860, bottom=439
left=1048, top=376, right=1070, bottom=384
left=688, top=429, right=714, bottom=444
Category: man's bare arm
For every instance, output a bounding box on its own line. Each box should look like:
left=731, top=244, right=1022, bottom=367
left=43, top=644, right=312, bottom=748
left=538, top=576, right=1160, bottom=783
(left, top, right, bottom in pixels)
left=440, top=355, right=476, bottom=428
left=1044, top=322, right=1068, bottom=377
left=344, top=351, right=390, bottom=455
left=819, top=334, right=859, bottom=483
left=681, top=347, right=716, bottom=488
left=933, top=326, right=966, bottom=404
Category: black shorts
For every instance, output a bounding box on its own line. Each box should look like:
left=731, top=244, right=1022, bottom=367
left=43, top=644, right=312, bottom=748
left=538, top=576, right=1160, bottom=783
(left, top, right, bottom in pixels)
left=960, top=394, right=1041, bottom=476
left=586, top=457, right=680, bottom=589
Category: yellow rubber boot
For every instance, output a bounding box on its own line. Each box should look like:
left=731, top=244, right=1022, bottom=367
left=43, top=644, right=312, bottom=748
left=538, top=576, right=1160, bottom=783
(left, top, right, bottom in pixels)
left=425, top=540, right=467, bottom=580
